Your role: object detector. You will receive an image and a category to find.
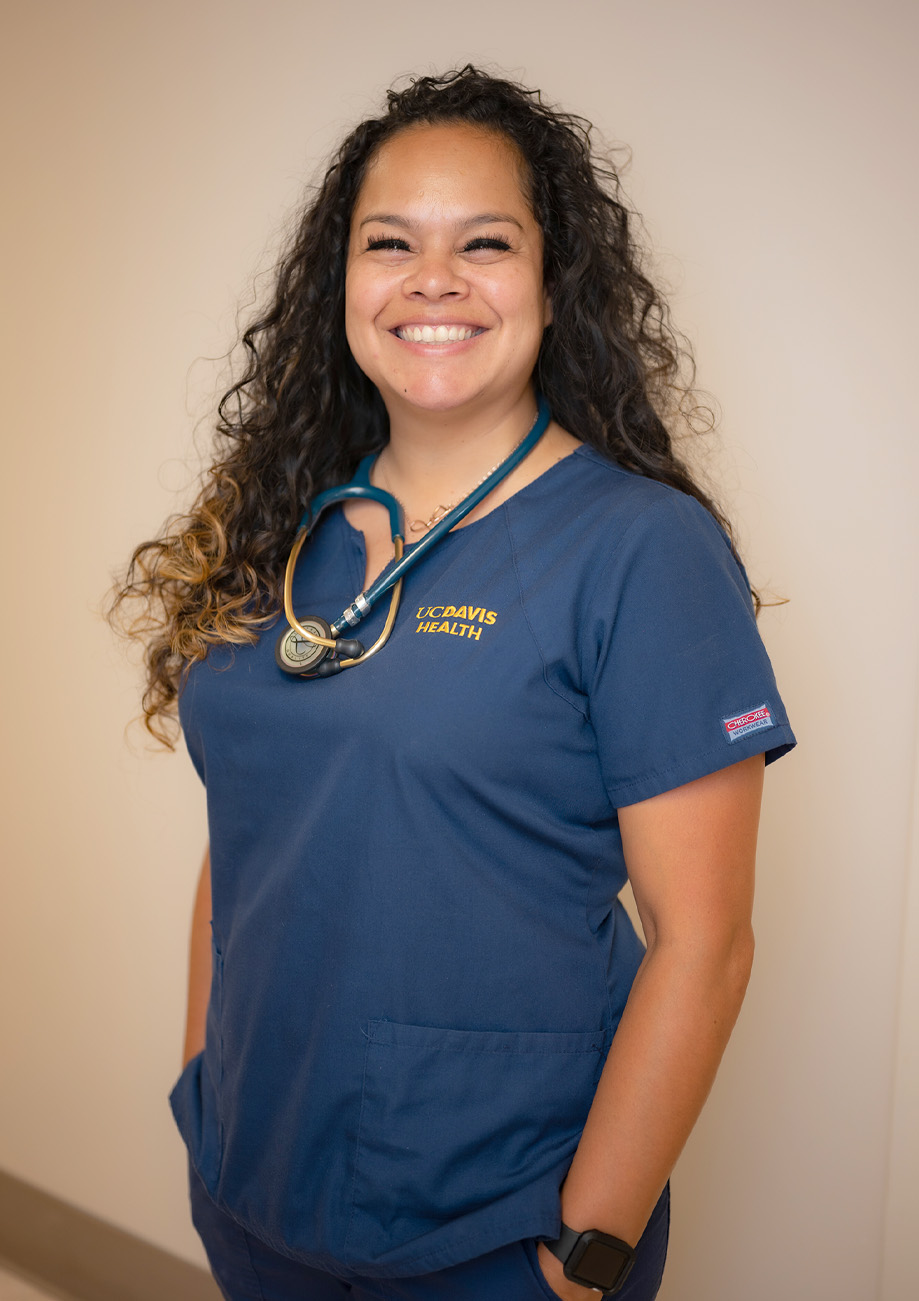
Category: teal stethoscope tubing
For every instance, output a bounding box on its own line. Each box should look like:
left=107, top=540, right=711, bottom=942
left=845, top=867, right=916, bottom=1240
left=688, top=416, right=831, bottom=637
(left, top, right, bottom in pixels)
left=277, top=396, right=550, bottom=674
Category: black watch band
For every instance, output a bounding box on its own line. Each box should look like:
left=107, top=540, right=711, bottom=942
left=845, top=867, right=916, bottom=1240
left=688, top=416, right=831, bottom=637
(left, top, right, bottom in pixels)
left=543, top=1222, right=636, bottom=1295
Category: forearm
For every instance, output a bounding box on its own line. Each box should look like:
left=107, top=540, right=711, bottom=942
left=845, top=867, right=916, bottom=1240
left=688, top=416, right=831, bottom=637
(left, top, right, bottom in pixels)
left=182, top=848, right=213, bottom=1067
left=561, top=926, right=755, bottom=1245
left=553, top=754, right=765, bottom=1256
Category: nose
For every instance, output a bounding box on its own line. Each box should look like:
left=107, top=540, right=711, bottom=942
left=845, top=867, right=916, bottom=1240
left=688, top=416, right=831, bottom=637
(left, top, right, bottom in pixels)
left=403, top=249, right=469, bottom=300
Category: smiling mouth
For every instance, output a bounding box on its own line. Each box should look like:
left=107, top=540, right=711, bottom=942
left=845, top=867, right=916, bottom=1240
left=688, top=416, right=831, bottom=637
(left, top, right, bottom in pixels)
left=394, top=325, right=483, bottom=343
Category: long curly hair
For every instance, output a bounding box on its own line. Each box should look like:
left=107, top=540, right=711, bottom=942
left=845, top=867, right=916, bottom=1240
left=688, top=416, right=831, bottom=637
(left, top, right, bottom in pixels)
left=112, top=65, right=739, bottom=746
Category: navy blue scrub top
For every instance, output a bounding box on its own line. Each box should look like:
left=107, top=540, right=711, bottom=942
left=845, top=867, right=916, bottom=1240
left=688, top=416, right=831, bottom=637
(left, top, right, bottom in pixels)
left=171, top=445, right=795, bottom=1278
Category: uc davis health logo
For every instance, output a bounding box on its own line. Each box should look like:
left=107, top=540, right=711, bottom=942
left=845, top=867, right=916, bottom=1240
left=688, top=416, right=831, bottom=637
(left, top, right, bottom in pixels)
left=722, top=704, right=774, bottom=743
left=414, top=604, right=497, bottom=641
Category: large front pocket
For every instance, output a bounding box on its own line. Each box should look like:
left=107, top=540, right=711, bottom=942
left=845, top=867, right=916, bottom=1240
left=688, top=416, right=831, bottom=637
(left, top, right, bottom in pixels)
left=346, top=1019, right=610, bottom=1265
left=168, top=937, right=225, bottom=1192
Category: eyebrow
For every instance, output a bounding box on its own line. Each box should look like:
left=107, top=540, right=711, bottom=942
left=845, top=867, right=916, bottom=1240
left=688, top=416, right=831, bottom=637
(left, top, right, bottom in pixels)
left=358, top=212, right=525, bottom=231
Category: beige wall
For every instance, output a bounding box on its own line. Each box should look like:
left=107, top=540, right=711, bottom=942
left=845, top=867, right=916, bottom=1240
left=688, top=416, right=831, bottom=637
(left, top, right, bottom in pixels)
left=2, top=2, right=916, bottom=1297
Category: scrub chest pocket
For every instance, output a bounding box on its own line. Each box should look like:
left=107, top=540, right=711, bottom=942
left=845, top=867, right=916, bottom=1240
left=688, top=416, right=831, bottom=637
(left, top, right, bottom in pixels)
left=344, top=1020, right=612, bottom=1265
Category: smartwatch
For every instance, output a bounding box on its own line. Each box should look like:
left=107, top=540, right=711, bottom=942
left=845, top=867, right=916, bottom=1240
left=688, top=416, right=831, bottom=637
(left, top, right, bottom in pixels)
left=542, top=1223, right=636, bottom=1295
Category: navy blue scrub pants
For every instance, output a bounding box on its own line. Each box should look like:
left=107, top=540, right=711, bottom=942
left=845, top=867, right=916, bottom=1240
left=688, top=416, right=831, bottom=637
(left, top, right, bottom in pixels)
left=189, top=1165, right=669, bottom=1301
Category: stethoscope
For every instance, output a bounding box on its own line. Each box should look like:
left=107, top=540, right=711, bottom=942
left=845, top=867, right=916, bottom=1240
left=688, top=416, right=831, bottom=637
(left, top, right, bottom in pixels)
left=275, top=397, right=551, bottom=678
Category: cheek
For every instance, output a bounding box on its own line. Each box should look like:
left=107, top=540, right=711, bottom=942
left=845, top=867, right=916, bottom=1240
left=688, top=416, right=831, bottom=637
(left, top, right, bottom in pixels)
left=344, top=271, right=376, bottom=357
left=514, top=274, right=550, bottom=348
left=345, top=285, right=396, bottom=386
left=500, top=263, right=546, bottom=316
left=345, top=263, right=394, bottom=331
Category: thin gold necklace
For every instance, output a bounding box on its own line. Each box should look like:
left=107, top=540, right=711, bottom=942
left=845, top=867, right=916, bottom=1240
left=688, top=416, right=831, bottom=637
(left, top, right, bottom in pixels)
left=374, top=428, right=532, bottom=535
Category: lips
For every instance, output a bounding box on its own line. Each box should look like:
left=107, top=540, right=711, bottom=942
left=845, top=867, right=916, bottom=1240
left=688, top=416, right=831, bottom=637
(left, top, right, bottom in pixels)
left=393, top=324, right=484, bottom=343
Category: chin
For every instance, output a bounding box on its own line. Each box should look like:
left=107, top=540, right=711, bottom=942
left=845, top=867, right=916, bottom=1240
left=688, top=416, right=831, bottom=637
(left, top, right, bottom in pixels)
left=385, top=382, right=488, bottom=417
left=383, top=372, right=528, bottom=420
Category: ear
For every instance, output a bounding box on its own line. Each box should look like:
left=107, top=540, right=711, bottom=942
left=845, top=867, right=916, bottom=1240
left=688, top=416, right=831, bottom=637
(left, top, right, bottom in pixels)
left=542, top=287, right=553, bottom=328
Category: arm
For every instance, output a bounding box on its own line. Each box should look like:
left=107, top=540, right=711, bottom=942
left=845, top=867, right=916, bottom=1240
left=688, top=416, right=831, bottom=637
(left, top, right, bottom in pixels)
left=538, top=754, right=764, bottom=1298
left=182, top=847, right=212, bottom=1068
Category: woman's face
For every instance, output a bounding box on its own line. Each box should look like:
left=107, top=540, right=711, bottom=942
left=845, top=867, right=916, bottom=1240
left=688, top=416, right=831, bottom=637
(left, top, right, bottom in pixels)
left=345, top=123, right=551, bottom=425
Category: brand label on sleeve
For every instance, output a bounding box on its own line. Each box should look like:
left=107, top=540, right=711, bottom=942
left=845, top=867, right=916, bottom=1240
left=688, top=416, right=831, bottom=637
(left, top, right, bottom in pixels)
left=722, top=704, right=774, bottom=743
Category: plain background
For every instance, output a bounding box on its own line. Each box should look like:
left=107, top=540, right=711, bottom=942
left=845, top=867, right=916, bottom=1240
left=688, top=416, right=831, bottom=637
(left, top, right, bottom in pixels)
left=1, top=2, right=917, bottom=1299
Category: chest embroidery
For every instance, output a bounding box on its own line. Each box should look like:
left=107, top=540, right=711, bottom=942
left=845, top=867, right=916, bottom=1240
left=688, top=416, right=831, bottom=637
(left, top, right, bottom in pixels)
left=414, top=605, right=498, bottom=641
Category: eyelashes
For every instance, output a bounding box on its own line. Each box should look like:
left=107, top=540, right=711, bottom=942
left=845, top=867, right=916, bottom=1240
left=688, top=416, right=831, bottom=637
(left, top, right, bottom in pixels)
left=364, top=234, right=512, bottom=254
left=464, top=236, right=512, bottom=253
left=365, top=237, right=410, bottom=252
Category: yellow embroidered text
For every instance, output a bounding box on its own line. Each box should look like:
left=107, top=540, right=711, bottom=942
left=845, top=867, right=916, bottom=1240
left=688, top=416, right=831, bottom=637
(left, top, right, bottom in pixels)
left=414, top=605, right=498, bottom=640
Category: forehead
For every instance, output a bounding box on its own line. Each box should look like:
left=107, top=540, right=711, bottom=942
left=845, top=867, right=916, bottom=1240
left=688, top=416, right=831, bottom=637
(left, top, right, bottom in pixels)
left=354, top=123, right=534, bottom=219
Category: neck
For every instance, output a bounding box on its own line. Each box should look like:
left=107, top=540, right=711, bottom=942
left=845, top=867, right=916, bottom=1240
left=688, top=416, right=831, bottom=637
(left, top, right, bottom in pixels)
left=377, top=390, right=539, bottom=503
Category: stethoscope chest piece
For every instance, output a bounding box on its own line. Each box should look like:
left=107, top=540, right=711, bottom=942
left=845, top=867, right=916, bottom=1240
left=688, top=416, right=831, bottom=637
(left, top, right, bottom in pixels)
left=275, top=616, right=333, bottom=675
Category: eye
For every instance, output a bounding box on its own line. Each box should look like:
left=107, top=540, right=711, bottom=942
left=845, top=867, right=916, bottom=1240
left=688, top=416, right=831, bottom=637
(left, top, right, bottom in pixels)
left=462, top=236, right=512, bottom=253
left=366, top=236, right=411, bottom=252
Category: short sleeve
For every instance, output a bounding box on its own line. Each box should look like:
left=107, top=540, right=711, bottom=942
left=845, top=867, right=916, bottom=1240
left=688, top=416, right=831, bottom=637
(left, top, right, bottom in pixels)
left=586, top=492, right=795, bottom=808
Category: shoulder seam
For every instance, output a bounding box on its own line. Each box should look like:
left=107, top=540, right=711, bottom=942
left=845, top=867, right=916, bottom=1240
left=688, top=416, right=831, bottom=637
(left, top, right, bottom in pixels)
left=572, top=445, right=683, bottom=490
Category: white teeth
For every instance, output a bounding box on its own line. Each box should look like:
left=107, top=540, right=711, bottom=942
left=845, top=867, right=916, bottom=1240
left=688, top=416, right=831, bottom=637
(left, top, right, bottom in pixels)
left=397, top=326, right=477, bottom=342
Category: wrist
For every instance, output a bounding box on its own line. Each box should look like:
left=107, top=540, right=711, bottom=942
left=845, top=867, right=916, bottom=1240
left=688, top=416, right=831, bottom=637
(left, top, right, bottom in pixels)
left=558, top=1175, right=654, bottom=1253
left=536, top=1240, right=605, bottom=1300
left=541, top=1222, right=636, bottom=1296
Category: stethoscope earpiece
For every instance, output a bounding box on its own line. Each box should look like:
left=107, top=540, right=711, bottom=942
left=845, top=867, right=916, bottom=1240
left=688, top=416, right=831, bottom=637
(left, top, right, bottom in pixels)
left=314, top=658, right=346, bottom=678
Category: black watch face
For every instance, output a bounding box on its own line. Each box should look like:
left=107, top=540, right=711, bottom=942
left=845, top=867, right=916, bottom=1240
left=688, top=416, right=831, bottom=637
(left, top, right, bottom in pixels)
left=569, top=1237, right=633, bottom=1292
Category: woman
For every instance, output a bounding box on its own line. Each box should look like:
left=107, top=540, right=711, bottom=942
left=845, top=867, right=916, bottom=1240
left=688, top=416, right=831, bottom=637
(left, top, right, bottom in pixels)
left=114, top=67, right=795, bottom=1300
